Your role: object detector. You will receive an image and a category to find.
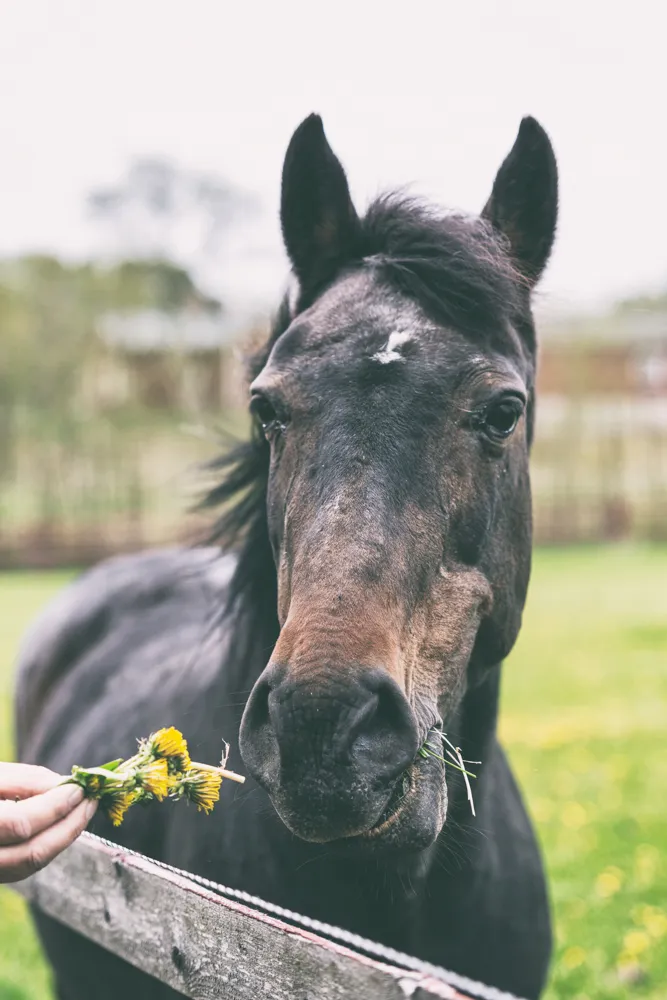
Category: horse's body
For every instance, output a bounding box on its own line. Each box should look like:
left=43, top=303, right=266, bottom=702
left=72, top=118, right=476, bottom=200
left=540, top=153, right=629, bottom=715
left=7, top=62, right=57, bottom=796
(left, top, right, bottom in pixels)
left=15, top=114, right=558, bottom=999
left=17, top=547, right=550, bottom=999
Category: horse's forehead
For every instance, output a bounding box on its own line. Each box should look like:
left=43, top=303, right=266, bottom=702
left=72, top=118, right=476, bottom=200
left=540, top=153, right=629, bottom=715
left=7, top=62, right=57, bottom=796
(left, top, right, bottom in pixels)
left=299, top=271, right=434, bottom=348
left=272, top=269, right=523, bottom=381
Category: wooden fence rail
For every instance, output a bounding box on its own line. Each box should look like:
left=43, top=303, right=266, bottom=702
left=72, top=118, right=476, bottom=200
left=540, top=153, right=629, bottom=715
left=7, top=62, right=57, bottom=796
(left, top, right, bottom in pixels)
left=11, top=832, right=493, bottom=1000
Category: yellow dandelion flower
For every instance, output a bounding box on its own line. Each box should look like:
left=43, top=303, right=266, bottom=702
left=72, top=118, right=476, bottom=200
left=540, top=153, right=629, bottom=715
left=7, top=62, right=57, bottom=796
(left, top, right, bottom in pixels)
left=102, top=788, right=141, bottom=827
left=562, top=801, right=587, bottom=829
left=622, top=930, right=651, bottom=957
left=634, top=843, right=660, bottom=886
left=644, top=910, right=667, bottom=940
left=149, top=727, right=191, bottom=769
left=139, top=758, right=169, bottom=800
left=65, top=727, right=237, bottom=824
left=596, top=867, right=623, bottom=898
left=561, top=945, right=586, bottom=970
left=86, top=774, right=104, bottom=795
left=182, top=768, right=222, bottom=814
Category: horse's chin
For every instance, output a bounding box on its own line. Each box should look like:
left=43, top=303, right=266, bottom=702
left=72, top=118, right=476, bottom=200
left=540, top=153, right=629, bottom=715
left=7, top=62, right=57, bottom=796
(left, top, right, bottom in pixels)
left=273, top=753, right=447, bottom=855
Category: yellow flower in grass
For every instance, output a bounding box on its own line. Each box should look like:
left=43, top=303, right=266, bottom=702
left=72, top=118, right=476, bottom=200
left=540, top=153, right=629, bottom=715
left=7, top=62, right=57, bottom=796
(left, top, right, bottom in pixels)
left=622, top=930, right=651, bottom=958
left=562, top=801, right=587, bottom=829
left=148, top=727, right=191, bottom=770
left=596, top=867, right=623, bottom=898
left=634, top=844, right=660, bottom=886
left=181, top=768, right=222, bottom=814
left=139, top=758, right=169, bottom=800
left=561, top=945, right=587, bottom=970
left=642, top=908, right=667, bottom=940
left=103, top=788, right=141, bottom=827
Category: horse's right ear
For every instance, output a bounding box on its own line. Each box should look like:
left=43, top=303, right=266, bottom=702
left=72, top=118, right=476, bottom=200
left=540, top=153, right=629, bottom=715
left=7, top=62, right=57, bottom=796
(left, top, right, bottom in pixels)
left=280, top=114, right=360, bottom=295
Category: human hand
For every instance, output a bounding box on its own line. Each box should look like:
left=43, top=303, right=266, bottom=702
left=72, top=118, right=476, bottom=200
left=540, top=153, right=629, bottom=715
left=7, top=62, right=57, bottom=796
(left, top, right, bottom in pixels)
left=0, top=762, right=97, bottom=883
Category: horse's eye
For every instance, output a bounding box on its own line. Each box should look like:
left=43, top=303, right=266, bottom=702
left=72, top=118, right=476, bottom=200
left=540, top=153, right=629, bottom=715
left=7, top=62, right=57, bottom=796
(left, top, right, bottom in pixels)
left=250, top=393, right=282, bottom=440
left=482, top=397, right=524, bottom=441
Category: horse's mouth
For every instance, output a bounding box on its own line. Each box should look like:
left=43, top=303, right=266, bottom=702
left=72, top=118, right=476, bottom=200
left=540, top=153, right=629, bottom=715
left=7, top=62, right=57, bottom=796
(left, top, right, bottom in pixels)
left=259, top=725, right=448, bottom=851
left=363, top=767, right=415, bottom=838
left=355, top=746, right=447, bottom=850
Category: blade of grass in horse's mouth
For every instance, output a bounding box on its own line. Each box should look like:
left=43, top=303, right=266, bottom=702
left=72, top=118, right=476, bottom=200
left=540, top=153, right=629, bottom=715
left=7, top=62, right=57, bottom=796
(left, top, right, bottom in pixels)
left=419, top=729, right=480, bottom=817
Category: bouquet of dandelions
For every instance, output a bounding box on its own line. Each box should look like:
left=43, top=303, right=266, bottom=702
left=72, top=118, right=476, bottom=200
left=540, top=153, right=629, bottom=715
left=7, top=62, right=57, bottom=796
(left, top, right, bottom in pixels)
left=62, top=727, right=245, bottom=827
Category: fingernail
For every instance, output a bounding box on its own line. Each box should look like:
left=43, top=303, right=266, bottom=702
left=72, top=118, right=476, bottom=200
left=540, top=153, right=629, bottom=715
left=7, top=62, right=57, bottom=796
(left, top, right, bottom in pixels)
left=84, top=798, right=98, bottom=821
left=67, top=786, right=85, bottom=806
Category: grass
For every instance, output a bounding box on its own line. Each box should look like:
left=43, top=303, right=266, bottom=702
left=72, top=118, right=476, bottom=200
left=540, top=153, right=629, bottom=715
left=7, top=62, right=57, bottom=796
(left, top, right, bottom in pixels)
left=500, top=546, right=667, bottom=1000
left=0, top=548, right=666, bottom=999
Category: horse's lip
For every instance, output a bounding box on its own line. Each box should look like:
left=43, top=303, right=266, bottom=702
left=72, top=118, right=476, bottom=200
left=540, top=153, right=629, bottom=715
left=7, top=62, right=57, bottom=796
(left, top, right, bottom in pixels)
left=358, top=733, right=445, bottom=841
left=359, top=760, right=419, bottom=841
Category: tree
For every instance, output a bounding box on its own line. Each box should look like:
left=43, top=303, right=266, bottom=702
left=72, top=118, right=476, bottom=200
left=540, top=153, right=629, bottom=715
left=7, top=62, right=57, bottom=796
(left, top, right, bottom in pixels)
left=614, top=287, right=667, bottom=314
left=87, top=158, right=254, bottom=289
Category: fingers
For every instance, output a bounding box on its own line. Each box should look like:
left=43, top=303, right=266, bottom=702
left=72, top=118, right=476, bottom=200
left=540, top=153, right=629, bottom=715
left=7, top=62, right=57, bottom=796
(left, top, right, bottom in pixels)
left=0, top=762, right=98, bottom=884
left=0, top=796, right=98, bottom=884
left=0, top=762, right=64, bottom=799
left=0, top=783, right=85, bottom=846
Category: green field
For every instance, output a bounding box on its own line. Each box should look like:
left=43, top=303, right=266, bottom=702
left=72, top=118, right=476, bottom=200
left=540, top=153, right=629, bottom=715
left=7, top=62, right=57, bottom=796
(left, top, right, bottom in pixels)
left=0, top=548, right=666, bottom=1000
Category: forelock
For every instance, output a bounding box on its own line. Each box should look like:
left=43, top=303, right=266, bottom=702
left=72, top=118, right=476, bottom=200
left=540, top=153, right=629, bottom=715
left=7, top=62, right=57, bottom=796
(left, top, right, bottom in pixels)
left=357, top=195, right=527, bottom=341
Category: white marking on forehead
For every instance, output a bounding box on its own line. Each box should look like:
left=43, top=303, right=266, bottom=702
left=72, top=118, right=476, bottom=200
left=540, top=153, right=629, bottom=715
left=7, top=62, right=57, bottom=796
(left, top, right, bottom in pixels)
left=371, top=330, right=414, bottom=364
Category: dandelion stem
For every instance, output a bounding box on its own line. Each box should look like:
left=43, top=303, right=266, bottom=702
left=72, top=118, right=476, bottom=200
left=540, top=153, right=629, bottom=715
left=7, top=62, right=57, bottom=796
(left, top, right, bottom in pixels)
left=191, top=761, right=246, bottom=784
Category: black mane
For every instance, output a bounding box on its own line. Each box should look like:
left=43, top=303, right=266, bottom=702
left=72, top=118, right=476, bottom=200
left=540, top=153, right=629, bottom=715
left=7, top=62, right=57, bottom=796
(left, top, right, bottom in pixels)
left=202, top=194, right=526, bottom=640
left=358, top=195, right=524, bottom=334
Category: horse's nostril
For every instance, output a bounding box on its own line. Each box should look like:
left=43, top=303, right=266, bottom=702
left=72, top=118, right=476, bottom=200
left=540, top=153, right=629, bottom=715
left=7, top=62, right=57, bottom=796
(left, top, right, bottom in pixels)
left=347, top=671, right=419, bottom=783
left=239, top=664, right=286, bottom=790
left=241, top=662, right=418, bottom=795
left=242, top=662, right=285, bottom=729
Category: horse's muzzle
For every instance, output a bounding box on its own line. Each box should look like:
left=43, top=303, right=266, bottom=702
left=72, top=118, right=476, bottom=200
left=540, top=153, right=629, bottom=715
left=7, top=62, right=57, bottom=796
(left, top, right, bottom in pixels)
left=239, top=662, right=420, bottom=842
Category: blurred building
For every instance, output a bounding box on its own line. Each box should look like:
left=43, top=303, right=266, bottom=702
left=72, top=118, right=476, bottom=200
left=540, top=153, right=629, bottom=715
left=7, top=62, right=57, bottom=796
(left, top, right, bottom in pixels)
left=532, top=308, right=667, bottom=545
left=94, top=305, right=265, bottom=413
left=538, top=310, right=667, bottom=397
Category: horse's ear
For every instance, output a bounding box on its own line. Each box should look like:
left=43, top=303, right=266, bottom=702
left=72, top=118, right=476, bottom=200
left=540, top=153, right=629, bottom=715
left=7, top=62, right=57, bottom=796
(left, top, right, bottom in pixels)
left=280, top=114, right=360, bottom=294
left=482, top=117, right=558, bottom=286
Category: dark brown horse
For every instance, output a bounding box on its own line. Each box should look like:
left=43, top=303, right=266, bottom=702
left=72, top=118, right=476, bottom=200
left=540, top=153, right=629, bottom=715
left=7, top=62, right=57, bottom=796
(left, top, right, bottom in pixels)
left=16, top=113, right=558, bottom=999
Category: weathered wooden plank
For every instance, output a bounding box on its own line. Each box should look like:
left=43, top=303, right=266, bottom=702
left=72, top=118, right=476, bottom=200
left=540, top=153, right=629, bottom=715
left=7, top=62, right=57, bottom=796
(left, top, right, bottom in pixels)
left=13, top=833, right=468, bottom=1000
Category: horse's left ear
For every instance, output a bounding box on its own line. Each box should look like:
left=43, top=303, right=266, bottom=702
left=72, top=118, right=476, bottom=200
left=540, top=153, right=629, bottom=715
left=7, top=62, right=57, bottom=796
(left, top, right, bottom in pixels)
left=482, top=117, right=558, bottom=286
left=281, top=114, right=360, bottom=294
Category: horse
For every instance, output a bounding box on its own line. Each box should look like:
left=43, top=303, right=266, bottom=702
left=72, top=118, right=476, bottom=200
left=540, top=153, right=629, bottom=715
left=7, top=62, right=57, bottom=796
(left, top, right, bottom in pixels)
left=15, top=112, right=558, bottom=1000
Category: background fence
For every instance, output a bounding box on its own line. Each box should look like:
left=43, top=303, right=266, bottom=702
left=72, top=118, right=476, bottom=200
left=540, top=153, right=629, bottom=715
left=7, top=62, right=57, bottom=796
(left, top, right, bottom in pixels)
left=1, top=290, right=666, bottom=568
left=1, top=387, right=666, bottom=569
left=532, top=395, right=666, bottom=543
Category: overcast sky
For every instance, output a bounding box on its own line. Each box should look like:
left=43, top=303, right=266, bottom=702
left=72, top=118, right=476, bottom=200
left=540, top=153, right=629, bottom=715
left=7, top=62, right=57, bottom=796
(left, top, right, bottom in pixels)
left=0, top=1, right=665, bottom=316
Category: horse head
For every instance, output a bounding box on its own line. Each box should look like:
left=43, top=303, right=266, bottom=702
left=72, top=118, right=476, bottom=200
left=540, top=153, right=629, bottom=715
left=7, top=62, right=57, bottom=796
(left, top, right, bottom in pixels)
left=239, top=114, right=558, bottom=850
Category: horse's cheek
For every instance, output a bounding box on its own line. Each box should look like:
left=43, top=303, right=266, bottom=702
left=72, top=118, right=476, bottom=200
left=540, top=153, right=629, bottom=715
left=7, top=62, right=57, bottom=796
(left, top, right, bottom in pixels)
left=409, top=568, right=492, bottom=715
